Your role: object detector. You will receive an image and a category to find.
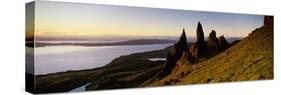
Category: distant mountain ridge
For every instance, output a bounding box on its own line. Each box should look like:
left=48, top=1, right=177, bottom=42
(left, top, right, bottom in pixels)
left=27, top=39, right=176, bottom=47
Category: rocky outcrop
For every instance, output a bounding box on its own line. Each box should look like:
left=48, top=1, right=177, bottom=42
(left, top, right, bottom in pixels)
left=189, top=22, right=208, bottom=59
left=218, top=35, right=229, bottom=51
left=264, top=16, right=273, bottom=30
left=172, top=28, right=188, bottom=57
left=207, top=30, right=230, bottom=55
left=152, top=16, right=273, bottom=86
left=161, top=22, right=231, bottom=77
left=179, top=28, right=188, bottom=49
left=161, top=29, right=189, bottom=76
left=207, top=30, right=220, bottom=55
left=169, top=22, right=230, bottom=62
left=196, top=22, right=205, bottom=42
left=189, top=41, right=208, bottom=59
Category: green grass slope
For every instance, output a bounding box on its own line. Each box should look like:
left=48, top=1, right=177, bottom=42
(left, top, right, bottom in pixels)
left=149, top=25, right=273, bottom=86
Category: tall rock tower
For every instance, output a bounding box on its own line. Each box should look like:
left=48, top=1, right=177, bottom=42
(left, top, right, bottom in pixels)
left=178, top=28, right=188, bottom=50
left=189, top=22, right=208, bottom=59
left=218, top=35, right=229, bottom=51
left=207, top=30, right=220, bottom=55
left=196, top=22, right=205, bottom=42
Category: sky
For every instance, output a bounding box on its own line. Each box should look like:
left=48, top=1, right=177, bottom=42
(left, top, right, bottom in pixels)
left=29, top=1, right=265, bottom=41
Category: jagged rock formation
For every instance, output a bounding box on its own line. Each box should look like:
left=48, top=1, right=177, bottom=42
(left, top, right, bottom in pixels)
left=160, top=22, right=231, bottom=77
left=160, top=29, right=189, bottom=76
left=218, top=35, right=229, bottom=51
left=149, top=16, right=273, bottom=86
left=207, top=30, right=220, bottom=55
left=196, top=22, right=205, bottom=42
left=189, top=22, right=208, bottom=59
left=179, top=29, right=188, bottom=49
left=189, top=22, right=230, bottom=59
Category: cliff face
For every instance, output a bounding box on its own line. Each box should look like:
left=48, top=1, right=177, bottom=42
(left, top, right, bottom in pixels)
left=149, top=16, right=273, bottom=86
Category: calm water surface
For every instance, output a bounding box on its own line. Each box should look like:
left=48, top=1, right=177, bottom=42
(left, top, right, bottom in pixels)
left=32, top=43, right=172, bottom=75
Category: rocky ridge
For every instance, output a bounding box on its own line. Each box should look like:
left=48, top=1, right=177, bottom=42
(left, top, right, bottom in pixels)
left=160, top=22, right=231, bottom=77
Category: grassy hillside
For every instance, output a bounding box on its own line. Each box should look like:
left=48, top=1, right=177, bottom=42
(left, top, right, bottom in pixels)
left=34, top=46, right=173, bottom=93
left=148, top=25, right=273, bottom=86
left=33, top=17, right=273, bottom=93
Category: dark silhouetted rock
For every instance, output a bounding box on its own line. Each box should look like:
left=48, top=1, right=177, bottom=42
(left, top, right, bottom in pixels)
left=161, top=51, right=177, bottom=76
left=218, top=35, right=229, bottom=51
left=208, top=30, right=219, bottom=45
left=162, top=22, right=232, bottom=77
left=264, top=16, right=273, bottom=31
left=207, top=30, right=220, bottom=55
left=178, top=28, right=188, bottom=50
left=189, top=41, right=208, bottom=59
left=189, top=22, right=208, bottom=59
left=196, top=22, right=205, bottom=42
left=161, top=29, right=189, bottom=76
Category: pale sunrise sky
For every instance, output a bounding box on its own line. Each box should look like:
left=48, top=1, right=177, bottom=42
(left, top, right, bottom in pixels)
left=29, top=1, right=264, bottom=40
